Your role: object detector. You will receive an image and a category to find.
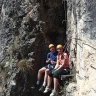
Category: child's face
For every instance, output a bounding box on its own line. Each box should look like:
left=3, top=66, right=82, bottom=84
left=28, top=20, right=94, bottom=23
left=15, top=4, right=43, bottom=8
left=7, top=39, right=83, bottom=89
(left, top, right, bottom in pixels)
left=57, top=48, right=63, bottom=54
left=50, top=46, right=55, bottom=52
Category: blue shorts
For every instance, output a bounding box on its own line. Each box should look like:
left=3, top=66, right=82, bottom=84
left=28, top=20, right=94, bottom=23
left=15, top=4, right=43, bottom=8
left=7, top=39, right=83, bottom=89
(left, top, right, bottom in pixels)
left=44, top=64, right=55, bottom=71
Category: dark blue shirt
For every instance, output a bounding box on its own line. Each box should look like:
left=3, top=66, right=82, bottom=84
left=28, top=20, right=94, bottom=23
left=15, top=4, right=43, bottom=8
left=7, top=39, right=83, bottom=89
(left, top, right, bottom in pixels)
left=46, top=51, right=58, bottom=62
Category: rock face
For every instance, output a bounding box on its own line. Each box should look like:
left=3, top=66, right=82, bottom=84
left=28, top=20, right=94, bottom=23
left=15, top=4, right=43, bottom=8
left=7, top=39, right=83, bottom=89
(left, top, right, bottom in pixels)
left=1, top=0, right=96, bottom=96
left=67, top=0, right=96, bottom=96
left=0, top=0, right=66, bottom=96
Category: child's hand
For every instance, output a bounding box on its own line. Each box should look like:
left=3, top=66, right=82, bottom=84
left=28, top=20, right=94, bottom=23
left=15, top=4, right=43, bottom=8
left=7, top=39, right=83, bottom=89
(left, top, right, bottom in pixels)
left=46, top=58, right=51, bottom=63
left=51, top=61, right=56, bottom=64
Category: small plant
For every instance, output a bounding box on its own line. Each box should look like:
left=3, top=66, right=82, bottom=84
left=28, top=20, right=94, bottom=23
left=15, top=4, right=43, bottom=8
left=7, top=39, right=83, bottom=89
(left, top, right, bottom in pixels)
left=17, top=59, right=33, bottom=71
left=17, top=59, right=33, bottom=90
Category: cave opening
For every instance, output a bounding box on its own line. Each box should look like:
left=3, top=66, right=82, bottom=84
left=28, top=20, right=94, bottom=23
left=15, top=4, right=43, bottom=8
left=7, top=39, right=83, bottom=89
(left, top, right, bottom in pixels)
left=42, top=0, right=67, bottom=47
left=34, top=0, right=68, bottom=80
left=37, top=0, right=68, bottom=68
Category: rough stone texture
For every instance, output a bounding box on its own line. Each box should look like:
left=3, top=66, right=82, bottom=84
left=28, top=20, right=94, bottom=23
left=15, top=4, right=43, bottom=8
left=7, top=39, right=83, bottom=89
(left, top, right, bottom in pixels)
left=0, top=0, right=66, bottom=96
left=67, top=0, right=96, bottom=96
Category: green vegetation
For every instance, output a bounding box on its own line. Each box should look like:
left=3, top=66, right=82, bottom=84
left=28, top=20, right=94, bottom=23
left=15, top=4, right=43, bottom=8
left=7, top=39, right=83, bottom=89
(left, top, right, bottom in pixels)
left=17, top=59, right=33, bottom=71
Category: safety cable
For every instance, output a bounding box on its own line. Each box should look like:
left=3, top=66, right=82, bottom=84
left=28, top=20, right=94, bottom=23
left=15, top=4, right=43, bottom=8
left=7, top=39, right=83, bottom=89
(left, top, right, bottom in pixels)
left=63, top=37, right=72, bottom=53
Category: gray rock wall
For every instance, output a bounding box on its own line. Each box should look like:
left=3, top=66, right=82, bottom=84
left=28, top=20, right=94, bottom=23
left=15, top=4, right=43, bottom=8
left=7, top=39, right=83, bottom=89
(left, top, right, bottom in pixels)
left=0, top=0, right=66, bottom=96
left=0, top=1, right=43, bottom=96
left=67, top=0, right=96, bottom=96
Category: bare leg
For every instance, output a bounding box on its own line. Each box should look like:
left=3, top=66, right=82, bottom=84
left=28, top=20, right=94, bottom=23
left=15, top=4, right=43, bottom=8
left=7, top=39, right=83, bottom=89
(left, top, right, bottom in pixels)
left=44, top=69, right=50, bottom=82
left=37, top=67, right=46, bottom=81
left=41, top=69, right=50, bottom=87
left=54, top=78, right=59, bottom=90
left=47, top=76, right=52, bottom=88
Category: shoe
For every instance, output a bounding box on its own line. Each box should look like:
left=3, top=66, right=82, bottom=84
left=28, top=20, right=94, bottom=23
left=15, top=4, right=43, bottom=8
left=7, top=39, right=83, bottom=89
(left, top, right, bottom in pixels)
left=39, top=86, right=45, bottom=92
left=50, top=89, right=58, bottom=96
left=43, top=86, right=51, bottom=93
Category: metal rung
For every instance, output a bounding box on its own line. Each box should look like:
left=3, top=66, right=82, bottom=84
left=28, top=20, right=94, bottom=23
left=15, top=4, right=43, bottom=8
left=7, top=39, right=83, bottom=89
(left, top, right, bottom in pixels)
left=61, top=74, right=74, bottom=80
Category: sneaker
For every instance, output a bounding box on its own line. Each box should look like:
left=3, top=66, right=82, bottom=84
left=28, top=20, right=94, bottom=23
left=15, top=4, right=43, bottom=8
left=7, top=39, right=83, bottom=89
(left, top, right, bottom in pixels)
left=43, top=86, right=51, bottom=93
left=39, top=86, right=45, bottom=92
left=50, top=89, right=58, bottom=96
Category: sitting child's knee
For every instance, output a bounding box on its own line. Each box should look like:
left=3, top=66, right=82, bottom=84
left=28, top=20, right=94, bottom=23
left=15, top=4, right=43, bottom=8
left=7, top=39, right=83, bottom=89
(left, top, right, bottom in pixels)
left=53, top=73, right=59, bottom=79
left=38, top=69, right=43, bottom=73
left=45, top=69, right=49, bottom=73
left=38, top=69, right=41, bottom=73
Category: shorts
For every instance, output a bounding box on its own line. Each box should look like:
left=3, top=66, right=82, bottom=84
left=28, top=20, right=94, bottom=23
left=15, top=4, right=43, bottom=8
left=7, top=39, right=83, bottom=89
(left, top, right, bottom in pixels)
left=44, top=64, right=55, bottom=71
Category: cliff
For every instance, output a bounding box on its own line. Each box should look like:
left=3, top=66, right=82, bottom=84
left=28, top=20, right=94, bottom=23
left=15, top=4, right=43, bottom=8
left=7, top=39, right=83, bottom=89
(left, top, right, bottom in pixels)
left=0, top=0, right=66, bottom=96
left=66, top=0, right=96, bottom=96
left=0, top=0, right=96, bottom=96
